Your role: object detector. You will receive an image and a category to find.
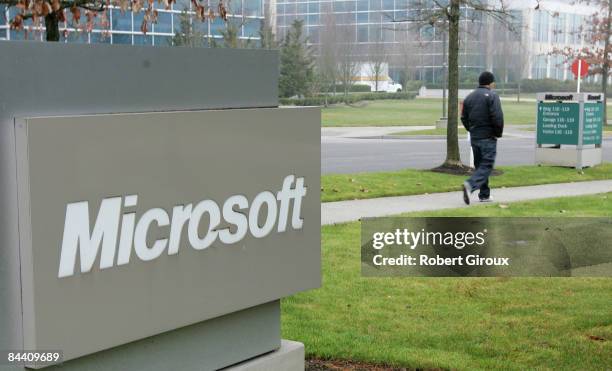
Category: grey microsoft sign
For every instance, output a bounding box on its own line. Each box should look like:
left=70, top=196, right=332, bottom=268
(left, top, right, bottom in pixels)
left=14, top=107, right=321, bottom=365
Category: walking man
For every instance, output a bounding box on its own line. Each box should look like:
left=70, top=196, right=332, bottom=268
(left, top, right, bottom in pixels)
left=461, top=71, right=504, bottom=205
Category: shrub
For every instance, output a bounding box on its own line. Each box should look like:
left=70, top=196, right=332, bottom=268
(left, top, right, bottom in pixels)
left=518, top=79, right=575, bottom=93
left=426, top=82, right=479, bottom=89
left=512, top=79, right=610, bottom=96
left=422, top=79, right=609, bottom=96
left=279, top=92, right=417, bottom=106
left=332, top=84, right=372, bottom=92
left=403, top=80, right=425, bottom=92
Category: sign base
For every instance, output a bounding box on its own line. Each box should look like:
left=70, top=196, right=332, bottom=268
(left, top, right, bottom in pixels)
left=26, top=301, right=280, bottom=370
left=435, top=117, right=448, bottom=129
left=536, top=147, right=602, bottom=168
left=224, top=340, right=305, bottom=371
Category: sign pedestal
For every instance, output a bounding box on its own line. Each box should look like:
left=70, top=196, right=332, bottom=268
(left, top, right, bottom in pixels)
left=435, top=117, right=448, bottom=129
left=535, top=146, right=603, bottom=168
left=535, top=92, right=604, bottom=169
left=0, top=42, right=320, bottom=371
left=225, top=340, right=305, bottom=370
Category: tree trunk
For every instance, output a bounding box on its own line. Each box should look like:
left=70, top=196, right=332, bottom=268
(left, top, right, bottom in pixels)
left=443, top=0, right=462, bottom=167
left=45, top=11, right=60, bottom=42
left=603, top=62, right=609, bottom=125
left=375, top=71, right=379, bottom=92
left=604, top=0, right=612, bottom=125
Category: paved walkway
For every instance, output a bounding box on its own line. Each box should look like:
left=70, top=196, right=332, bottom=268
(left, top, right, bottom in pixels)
left=322, top=180, right=612, bottom=225
left=321, top=126, right=432, bottom=138
left=322, top=124, right=535, bottom=140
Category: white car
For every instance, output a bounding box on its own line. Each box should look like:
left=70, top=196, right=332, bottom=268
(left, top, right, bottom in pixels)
left=385, top=82, right=403, bottom=93
left=368, top=81, right=403, bottom=93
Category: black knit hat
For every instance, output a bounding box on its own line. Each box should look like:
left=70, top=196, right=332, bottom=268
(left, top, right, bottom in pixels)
left=479, top=71, right=495, bottom=86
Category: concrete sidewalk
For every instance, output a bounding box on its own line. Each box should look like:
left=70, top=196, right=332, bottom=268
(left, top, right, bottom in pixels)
left=322, top=180, right=612, bottom=225
left=321, top=126, right=432, bottom=138
left=321, top=124, right=536, bottom=140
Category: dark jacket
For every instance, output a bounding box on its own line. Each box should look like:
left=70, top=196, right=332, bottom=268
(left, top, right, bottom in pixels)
left=461, top=86, right=504, bottom=139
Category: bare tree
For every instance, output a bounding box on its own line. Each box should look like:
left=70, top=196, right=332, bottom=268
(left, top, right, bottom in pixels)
left=488, top=14, right=527, bottom=97
left=513, top=25, right=532, bottom=103
left=316, top=8, right=340, bottom=102
left=2, top=0, right=228, bottom=42
left=392, top=0, right=518, bottom=171
left=336, top=24, right=359, bottom=99
left=393, top=25, right=421, bottom=91
left=368, top=35, right=388, bottom=92
left=490, top=26, right=511, bottom=95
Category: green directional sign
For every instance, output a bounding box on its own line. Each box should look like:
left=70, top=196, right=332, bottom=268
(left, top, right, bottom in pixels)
left=583, top=102, right=604, bottom=145
left=537, top=102, right=579, bottom=145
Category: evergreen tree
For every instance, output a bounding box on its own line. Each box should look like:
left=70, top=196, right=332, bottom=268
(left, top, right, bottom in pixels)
left=171, top=9, right=205, bottom=48
left=259, top=16, right=278, bottom=49
left=215, top=19, right=254, bottom=48
left=279, top=20, right=314, bottom=98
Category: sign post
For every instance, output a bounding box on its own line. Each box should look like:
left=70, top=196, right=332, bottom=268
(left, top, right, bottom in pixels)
left=571, top=59, right=589, bottom=93
left=535, top=92, right=603, bottom=169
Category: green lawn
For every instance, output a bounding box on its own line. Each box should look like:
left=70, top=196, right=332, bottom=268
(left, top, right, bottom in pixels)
left=322, top=98, right=536, bottom=127
left=322, top=163, right=612, bottom=202
left=390, top=127, right=467, bottom=136
left=282, top=193, right=612, bottom=370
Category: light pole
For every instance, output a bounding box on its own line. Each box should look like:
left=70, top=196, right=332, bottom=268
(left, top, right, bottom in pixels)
left=442, top=30, right=448, bottom=119
left=436, top=29, right=448, bottom=129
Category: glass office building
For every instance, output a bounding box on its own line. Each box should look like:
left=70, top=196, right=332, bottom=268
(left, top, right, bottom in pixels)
left=272, top=0, right=597, bottom=83
left=0, top=0, right=596, bottom=83
left=273, top=0, right=488, bottom=83
left=525, top=2, right=591, bottom=80
left=0, top=0, right=263, bottom=46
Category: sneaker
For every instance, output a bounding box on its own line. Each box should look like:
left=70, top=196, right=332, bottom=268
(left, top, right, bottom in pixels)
left=462, top=181, right=471, bottom=205
left=479, top=197, right=494, bottom=203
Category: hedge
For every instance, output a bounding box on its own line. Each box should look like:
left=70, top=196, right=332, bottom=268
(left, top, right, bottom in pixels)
left=426, top=79, right=607, bottom=95
left=401, top=80, right=425, bottom=91
left=426, top=83, right=484, bottom=90
left=280, top=92, right=417, bottom=106
left=516, top=79, right=605, bottom=94
left=332, top=84, right=372, bottom=92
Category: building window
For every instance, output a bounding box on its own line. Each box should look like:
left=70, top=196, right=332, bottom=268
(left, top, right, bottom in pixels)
left=532, top=55, right=548, bottom=79
left=534, top=11, right=549, bottom=43
left=244, top=0, right=262, bottom=17
left=308, top=14, right=320, bottom=25
left=369, top=24, right=381, bottom=42
left=552, top=13, right=566, bottom=44
left=1, top=0, right=262, bottom=46
left=358, top=24, right=368, bottom=42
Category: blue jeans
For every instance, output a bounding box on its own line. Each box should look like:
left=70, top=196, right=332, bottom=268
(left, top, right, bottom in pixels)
left=467, top=138, right=497, bottom=199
